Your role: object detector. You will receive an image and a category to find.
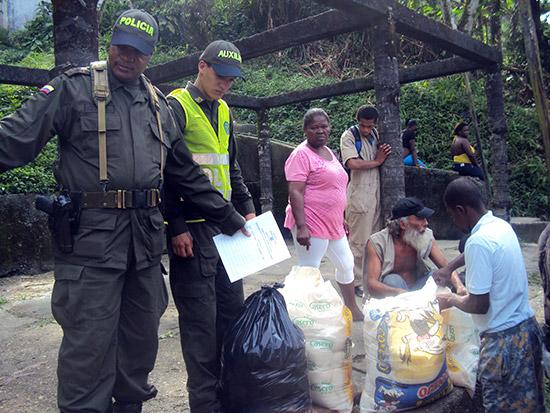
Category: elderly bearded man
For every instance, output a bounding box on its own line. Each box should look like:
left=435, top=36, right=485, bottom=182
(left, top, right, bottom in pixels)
left=364, top=197, right=465, bottom=298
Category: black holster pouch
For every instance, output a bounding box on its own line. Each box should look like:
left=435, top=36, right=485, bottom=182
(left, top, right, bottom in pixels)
left=35, top=193, right=81, bottom=253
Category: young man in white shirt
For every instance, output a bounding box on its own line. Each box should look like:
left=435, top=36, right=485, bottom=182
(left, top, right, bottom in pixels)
left=435, top=177, right=545, bottom=412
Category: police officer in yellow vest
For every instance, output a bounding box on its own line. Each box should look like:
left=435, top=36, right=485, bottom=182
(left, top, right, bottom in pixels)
left=0, top=11, right=247, bottom=413
left=164, top=40, right=255, bottom=413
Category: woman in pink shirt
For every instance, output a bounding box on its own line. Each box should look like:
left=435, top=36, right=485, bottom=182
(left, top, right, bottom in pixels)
left=284, top=108, right=363, bottom=321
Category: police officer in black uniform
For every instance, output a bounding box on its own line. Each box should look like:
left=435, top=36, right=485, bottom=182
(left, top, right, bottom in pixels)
left=0, top=9, right=245, bottom=413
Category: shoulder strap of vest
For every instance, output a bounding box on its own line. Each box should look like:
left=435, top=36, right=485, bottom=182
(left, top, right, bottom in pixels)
left=142, top=75, right=166, bottom=185
left=90, top=61, right=109, bottom=189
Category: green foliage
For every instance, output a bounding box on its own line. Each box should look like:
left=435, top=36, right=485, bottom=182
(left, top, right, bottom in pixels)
left=232, top=59, right=374, bottom=147
left=9, top=0, right=53, bottom=53
left=0, top=0, right=548, bottom=219
left=0, top=143, right=57, bottom=194
left=99, top=0, right=250, bottom=53
left=0, top=0, right=52, bottom=65
left=0, top=85, right=33, bottom=115
left=0, top=27, right=9, bottom=45
left=0, top=85, right=57, bottom=194
left=18, top=52, right=55, bottom=70
left=233, top=66, right=549, bottom=219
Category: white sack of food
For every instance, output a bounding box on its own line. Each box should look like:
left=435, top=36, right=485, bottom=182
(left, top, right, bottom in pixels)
left=281, top=266, right=353, bottom=413
left=441, top=306, right=480, bottom=395
left=361, top=277, right=452, bottom=412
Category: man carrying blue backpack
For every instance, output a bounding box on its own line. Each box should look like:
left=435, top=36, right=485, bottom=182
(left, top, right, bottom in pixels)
left=339, top=105, right=391, bottom=297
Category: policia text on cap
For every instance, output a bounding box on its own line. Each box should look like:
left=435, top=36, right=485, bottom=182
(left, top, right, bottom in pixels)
left=0, top=9, right=246, bottom=413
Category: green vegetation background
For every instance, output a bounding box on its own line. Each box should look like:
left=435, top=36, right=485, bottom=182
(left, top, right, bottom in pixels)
left=0, top=0, right=548, bottom=219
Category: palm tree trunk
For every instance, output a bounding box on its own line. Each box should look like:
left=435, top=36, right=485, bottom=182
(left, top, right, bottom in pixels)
left=485, top=0, right=511, bottom=220
left=519, top=0, right=550, bottom=170
left=373, top=15, right=404, bottom=221
left=52, top=0, right=98, bottom=69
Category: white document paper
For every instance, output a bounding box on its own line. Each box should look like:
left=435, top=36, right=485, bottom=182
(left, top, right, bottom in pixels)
left=213, top=211, right=291, bottom=282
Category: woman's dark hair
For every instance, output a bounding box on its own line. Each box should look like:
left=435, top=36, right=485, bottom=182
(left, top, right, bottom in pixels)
left=356, top=105, right=378, bottom=122
left=453, top=121, right=468, bottom=136
left=303, top=108, right=330, bottom=129
left=406, top=119, right=417, bottom=127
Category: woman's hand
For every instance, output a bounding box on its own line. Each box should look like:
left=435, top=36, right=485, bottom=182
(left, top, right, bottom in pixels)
left=296, top=225, right=311, bottom=250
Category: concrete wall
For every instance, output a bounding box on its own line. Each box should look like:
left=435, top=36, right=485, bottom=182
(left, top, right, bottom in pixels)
left=235, top=133, right=295, bottom=237
left=0, top=194, right=53, bottom=276
left=0, top=133, right=462, bottom=277
left=403, top=166, right=464, bottom=239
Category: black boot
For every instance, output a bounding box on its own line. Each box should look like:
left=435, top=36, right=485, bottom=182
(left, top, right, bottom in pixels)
left=112, top=401, right=142, bottom=413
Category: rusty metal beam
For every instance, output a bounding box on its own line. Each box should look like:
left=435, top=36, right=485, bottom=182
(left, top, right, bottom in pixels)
left=314, top=0, right=501, bottom=64
left=145, top=10, right=370, bottom=84
left=262, top=57, right=483, bottom=108
left=0, top=65, right=50, bottom=87
left=1, top=56, right=482, bottom=107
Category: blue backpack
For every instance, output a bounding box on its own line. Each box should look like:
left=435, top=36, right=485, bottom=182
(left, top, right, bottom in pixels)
left=350, top=125, right=363, bottom=156
left=340, top=125, right=378, bottom=173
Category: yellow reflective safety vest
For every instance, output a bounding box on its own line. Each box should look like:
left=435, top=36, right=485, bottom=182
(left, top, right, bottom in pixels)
left=169, top=88, right=232, bottom=200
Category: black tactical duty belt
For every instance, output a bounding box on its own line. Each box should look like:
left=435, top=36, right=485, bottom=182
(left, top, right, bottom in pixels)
left=75, top=189, right=161, bottom=209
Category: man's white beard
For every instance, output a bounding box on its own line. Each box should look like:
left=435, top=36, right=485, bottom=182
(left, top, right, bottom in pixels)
left=402, top=227, right=431, bottom=252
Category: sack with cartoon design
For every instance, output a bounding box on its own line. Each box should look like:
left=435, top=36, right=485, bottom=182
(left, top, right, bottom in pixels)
left=441, top=305, right=480, bottom=395
left=361, top=277, right=452, bottom=412
left=280, top=266, right=354, bottom=413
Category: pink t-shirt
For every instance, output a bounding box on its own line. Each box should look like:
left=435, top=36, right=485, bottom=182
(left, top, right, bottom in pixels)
left=284, top=141, right=348, bottom=239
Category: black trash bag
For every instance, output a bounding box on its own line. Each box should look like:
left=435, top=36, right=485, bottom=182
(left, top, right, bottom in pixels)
left=221, top=284, right=312, bottom=413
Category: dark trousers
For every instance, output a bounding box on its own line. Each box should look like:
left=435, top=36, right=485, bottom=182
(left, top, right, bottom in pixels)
left=453, top=162, right=485, bottom=180
left=52, top=262, right=168, bottom=413
left=168, top=222, right=244, bottom=413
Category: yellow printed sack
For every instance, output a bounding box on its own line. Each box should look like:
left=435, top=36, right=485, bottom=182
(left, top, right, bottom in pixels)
left=361, top=278, right=452, bottom=412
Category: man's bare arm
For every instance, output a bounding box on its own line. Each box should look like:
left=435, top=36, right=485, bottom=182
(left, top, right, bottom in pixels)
left=433, top=252, right=465, bottom=286
left=346, top=143, right=391, bottom=171
left=365, top=241, right=406, bottom=298
left=430, top=242, right=466, bottom=294
left=437, top=291, right=489, bottom=314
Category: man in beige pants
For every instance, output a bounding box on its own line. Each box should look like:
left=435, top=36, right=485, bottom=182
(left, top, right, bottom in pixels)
left=340, top=105, right=391, bottom=297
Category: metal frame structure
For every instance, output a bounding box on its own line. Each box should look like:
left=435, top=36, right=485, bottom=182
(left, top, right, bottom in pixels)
left=0, top=0, right=509, bottom=217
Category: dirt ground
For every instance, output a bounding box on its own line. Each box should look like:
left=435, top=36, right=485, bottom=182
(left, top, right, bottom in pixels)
left=0, top=240, right=543, bottom=412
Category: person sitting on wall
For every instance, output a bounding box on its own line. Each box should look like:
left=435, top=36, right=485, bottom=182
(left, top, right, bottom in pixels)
left=364, top=197, right=466, bottom=298
left=451, top=121, right=484, bottom=180
left=401, top=119, right=427, bottom=168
